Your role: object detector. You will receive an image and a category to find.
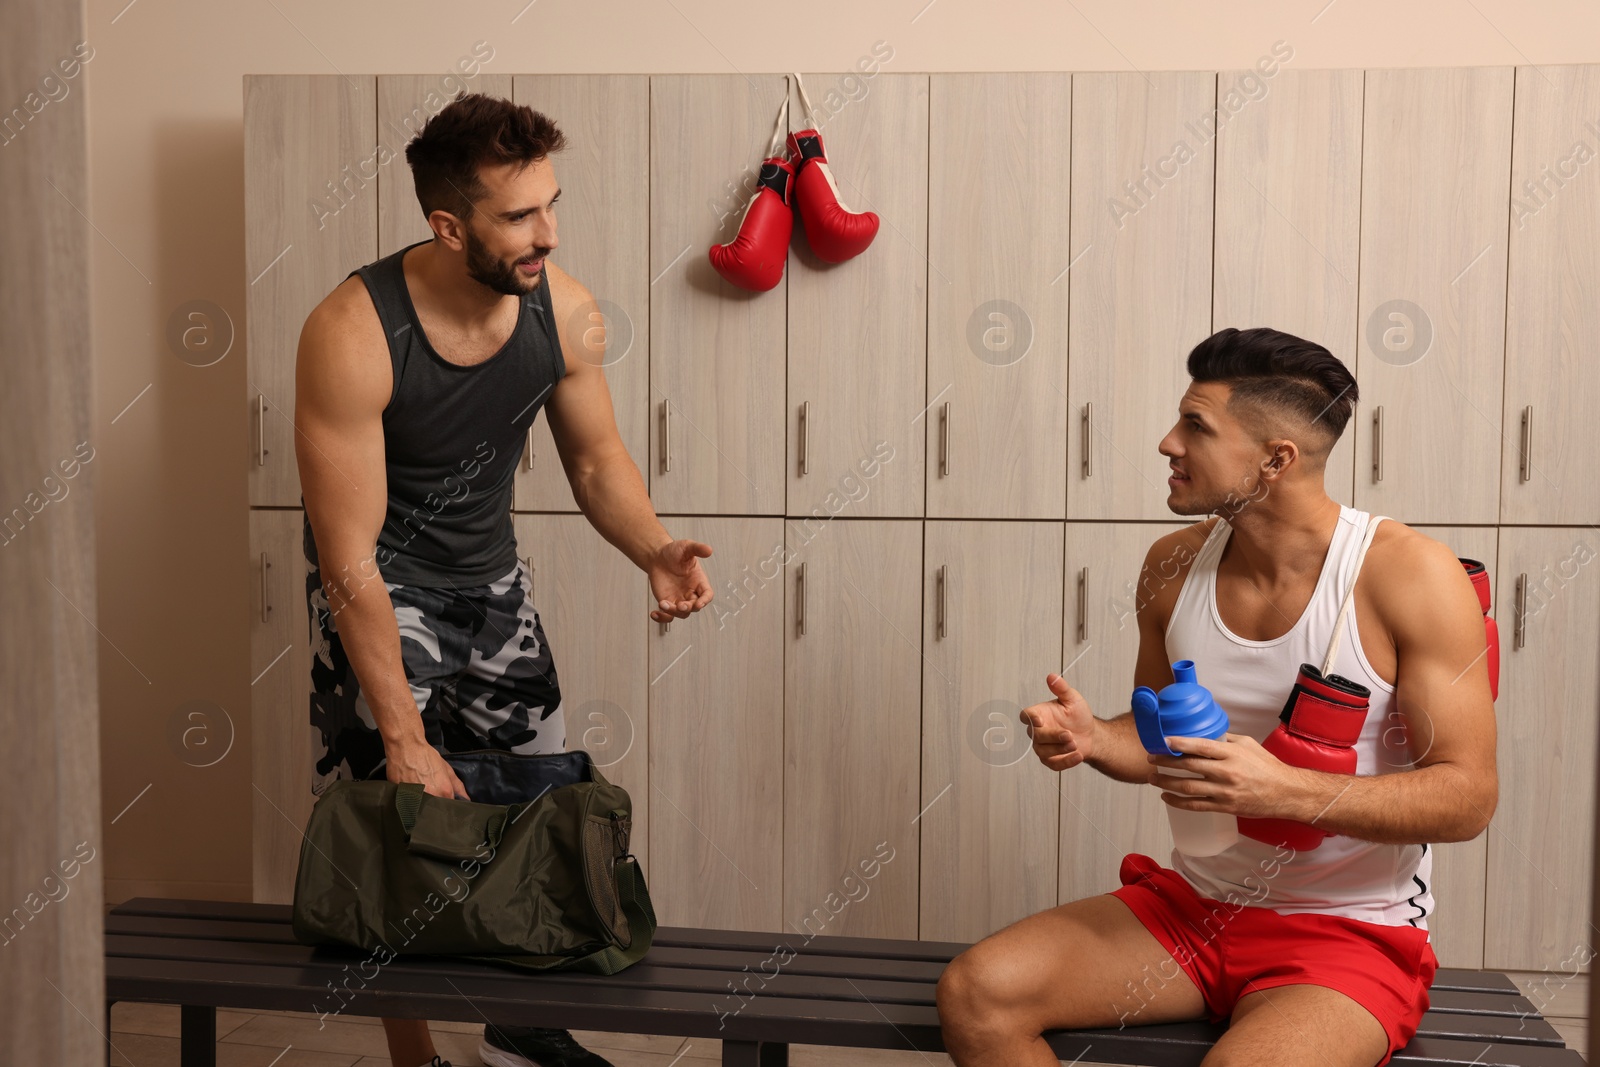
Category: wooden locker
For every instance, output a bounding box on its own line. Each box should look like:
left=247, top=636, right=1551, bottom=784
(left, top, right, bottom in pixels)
left=244, top=75, right=377, bottom=508
left=926, top=73, right=1071, bottom=520
left=650, top=76, right=789, bottom=515
left=787, top=74, right=929, bottom=519
left=1486, top=526, right=1600, bottom=970
left=250, top=508, right=316, bottom=903
left=1354, top=68, right=1513, bottom=525
left=1213, top=68, right=1361, bottom=508
left=1502, top=64, right=1600, bottom=524
left=648, top=516, right=786, bottom=931
left=1059, top=521, right=1185, bottom=902
left=1068, top=72, right=1216, bottom=522
left=920, top=520, right=1063, bottom=941
left=513, top=75, right=651, bottom=513
left=783, top=518, right=923, bottom=938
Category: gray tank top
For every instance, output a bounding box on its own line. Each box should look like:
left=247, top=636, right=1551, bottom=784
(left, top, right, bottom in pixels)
left=302, top=240, right=566, bottom=588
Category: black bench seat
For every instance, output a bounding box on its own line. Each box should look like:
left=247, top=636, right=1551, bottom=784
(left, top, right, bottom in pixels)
left=105, top=898, right=1585, bottom=1067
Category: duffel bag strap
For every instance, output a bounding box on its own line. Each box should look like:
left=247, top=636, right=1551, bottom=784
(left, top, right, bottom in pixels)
left=394, top=783, right=509, bottom=862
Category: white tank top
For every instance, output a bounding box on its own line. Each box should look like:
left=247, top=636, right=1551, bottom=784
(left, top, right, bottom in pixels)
left=1163, top=505, right=1434, bottom=929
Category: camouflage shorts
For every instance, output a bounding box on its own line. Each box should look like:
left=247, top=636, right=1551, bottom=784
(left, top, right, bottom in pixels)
left=305, top=542, right=565, bottom=796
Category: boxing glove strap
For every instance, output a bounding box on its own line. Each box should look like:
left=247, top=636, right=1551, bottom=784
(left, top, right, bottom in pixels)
left=756, top=157, right=794, bottom=201
left=790, top=130, right=826, bottom=163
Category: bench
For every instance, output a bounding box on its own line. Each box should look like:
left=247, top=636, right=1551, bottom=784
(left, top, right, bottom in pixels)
left=106, top=897, right=1585, bottom=1067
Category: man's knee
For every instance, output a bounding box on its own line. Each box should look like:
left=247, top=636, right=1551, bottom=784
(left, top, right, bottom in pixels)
left=936, top=942, right=1028, bottom=1038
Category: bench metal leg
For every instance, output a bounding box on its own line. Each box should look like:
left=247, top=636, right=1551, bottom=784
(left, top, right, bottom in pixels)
left=180, top=1004, right=215, bottom=1067
left=721, top=1040, right=788, bottom=1066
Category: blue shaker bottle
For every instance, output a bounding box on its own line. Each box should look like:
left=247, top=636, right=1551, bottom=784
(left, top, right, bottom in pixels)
left=1131, top=660, right=1239, bottom=857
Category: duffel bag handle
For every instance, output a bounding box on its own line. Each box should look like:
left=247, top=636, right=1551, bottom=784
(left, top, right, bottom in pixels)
left=394, top=783, right=509, bottom=862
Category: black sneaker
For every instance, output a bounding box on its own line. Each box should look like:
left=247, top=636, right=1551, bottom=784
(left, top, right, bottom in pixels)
left=479, top=1025, right=616, bottom=1067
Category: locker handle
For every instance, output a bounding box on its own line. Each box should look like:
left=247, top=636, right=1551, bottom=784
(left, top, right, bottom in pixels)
left=1372, top=406, right=1384, bottom=483
left=1081, top=402, right=1093, bottom=478
left=259, top=551, right=272, bottom=623
left=1519, top=406, right=1533, bottom=483
left=797, top=561, right=806, bottom=636
left=1513, top=572, right=1527, bottom=650
left=660, top=399, right=672, bottom=474
left=800, top=401, right=810, bottom=477
left=1076, top=566, right=1088, bottom=643
left=936, top=563, right=948, bottom=640
left=939, top=402, right=950, bottom=477
left=526, top=425, right=535, bottom=471
left=256, top=394, right=269, bottom=467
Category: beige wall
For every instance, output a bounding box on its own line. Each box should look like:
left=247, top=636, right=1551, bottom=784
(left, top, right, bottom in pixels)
left=88, top=0, right=1600, bottom=900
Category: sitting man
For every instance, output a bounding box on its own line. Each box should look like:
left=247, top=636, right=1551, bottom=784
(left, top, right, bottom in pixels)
left=936, top=327, right=1497, bottom=1067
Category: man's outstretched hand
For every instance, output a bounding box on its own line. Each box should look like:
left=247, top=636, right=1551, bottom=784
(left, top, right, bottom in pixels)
left=647, top=537, right=714, bottom=622
left=1021, top=672, right=1100, bottom=772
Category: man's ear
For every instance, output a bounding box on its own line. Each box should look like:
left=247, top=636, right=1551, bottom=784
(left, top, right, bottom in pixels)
left=429, top=210, right=467, bottom=251
left=1260, top=439, right=1299, bottom=480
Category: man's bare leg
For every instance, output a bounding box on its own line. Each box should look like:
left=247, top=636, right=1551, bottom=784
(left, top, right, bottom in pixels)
left=937, top=893, right=1207, bottom=1067
left=1203, top=984, right=1389, bottom=1067
left=382, top=1017, right=437, bottom=1067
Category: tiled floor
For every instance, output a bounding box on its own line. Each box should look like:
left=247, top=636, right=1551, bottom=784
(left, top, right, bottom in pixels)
left=107, top=1002, right=959, bottom=1067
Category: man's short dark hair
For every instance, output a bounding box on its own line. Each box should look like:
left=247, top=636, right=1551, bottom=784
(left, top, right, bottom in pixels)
left=404, top=93, right=566, bottom=223
left=1186, top=327, right=1359, bottom=459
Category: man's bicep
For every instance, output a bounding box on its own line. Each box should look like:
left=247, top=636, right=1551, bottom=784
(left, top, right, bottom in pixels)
left=1388, top=547, right=1498, bottom=785
left=294, top=300, right=390, bottom=565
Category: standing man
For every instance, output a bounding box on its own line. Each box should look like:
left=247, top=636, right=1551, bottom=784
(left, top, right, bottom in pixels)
left=295, top=93, right=713, bottom=1067
left=936, top=328, right=1498, bottom=1067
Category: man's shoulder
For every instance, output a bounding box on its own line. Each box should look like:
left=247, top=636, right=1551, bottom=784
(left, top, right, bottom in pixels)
left=542, top=261, right=602, bottom=370
left=1361, top=518, right=1474, bottom=627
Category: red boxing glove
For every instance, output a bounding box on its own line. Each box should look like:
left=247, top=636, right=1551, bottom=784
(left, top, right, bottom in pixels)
left=1460, top=558, right=1499, bottom=700
left=708, top=153, right=794, bottom=292
left=786, top=128, right=879, bottom=263
left=1238, top=664, right=1371, bottom=852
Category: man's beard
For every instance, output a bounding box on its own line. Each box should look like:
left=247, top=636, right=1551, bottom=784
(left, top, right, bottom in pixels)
left=463, top=223, right=544, bottom=297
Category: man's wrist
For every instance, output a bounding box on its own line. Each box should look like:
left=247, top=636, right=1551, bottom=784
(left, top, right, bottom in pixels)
left=1289, top=767, right=1345, bottom=826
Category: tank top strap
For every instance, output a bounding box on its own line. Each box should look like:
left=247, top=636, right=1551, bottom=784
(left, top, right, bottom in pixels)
left=1321, top=510, right=1388, bottom=673
left=348, top=241, right=429, bottom=409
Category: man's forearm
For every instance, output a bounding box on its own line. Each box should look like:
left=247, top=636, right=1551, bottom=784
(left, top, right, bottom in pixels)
left=321, top=563, right=428, bottom=749
left=1282, top=761, right=1493, bottom=845
left=570, top=449, right=672, bottom=571
left=1086, top=713, right=1155, bottom=784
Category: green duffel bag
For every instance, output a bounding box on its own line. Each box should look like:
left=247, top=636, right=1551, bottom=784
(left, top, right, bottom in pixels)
left=290, top=753, right=654, bottom=974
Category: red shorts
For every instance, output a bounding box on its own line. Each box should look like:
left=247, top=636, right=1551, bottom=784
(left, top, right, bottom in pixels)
left=1109, top=853, right=1437, bottom=1066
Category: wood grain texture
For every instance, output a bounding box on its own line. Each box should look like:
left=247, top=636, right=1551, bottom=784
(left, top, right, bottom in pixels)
left=1413, top=523, right=1498, bottom=970
left=0, top=1, right=101, bottom=1060
left=1213, top=68, right=1362, bottom=508
left=1501, top=64, right=1600, bottom=524
left=1354, top=68, right=1512, bottom=525
left=244, top=74, right=377, bottom=508
left=1059, top=522, right=1185, bottom=901
left=782, top=518, right=923, bottom=938
left=1068, top=72, right=1216, bottom=522
left=920, top=521, right=1064, bottom=941
left=377, top=74, right=514, bottom=257
left=514, top=513, right=651, bottom=874
left=1486, top=526, right=1600, bottom=970
left=648, top=516, right=786, bottom=931
left=249, top=509, right=316, bottom=904
left=926, top=74, right=1071, bottom=520
left=514, top=75, right=651, bottom=513
left=650, top=76, right=789, bottom=514
left=787, top=74, right=928, bottom=519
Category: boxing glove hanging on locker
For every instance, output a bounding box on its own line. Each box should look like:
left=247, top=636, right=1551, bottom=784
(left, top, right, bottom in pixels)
left=709, top=91, right=795, bottom=293
left=787, top=72, right=880, bottom=264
